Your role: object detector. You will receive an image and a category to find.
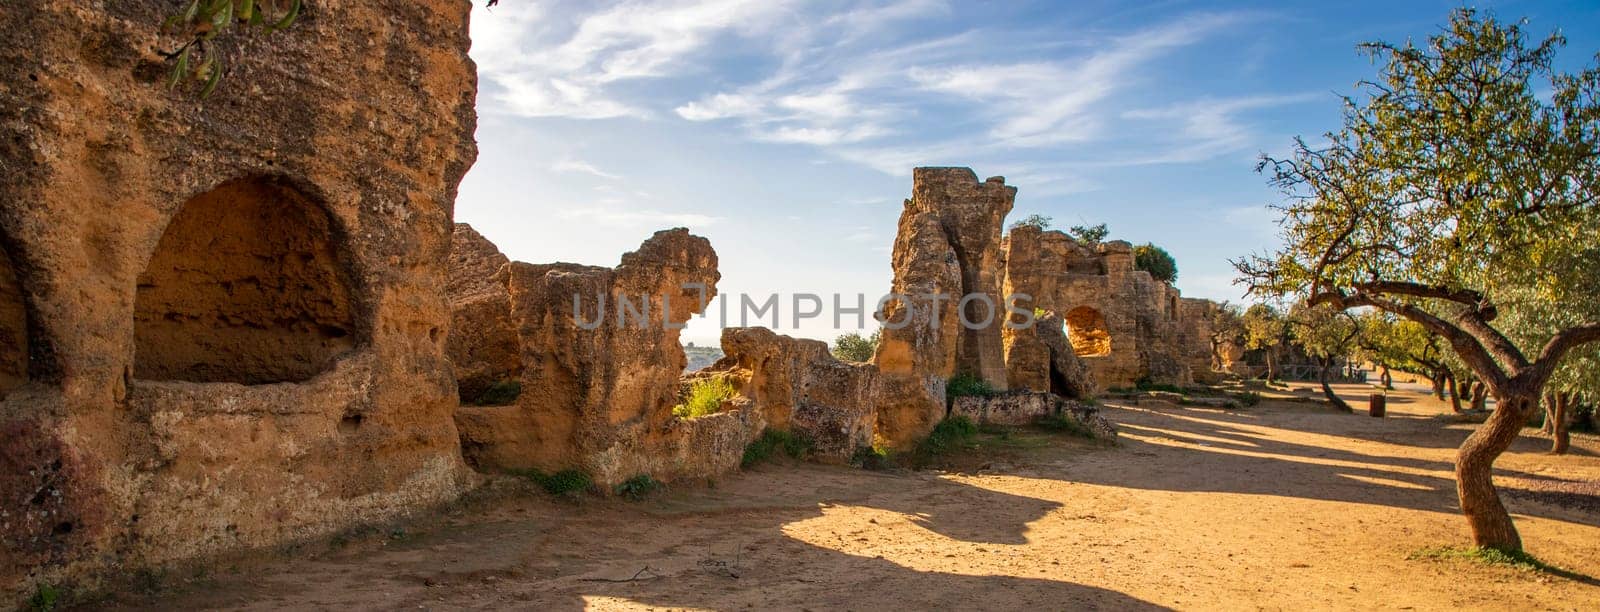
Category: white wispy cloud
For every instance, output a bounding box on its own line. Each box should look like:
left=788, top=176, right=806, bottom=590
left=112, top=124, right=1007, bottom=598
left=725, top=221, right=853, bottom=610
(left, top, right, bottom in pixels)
left=559, top=207, right=723, bottom=228
left=552, top=158, right=622, bottom=179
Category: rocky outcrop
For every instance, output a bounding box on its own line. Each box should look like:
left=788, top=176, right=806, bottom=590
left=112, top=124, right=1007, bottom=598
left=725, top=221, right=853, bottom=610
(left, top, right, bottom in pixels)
left=446, top=224, right=522, bottom=405
left=706, top=327, right=880, bottom=461
left=0, top=0, right=479, bottom=599
left=452, top=229, right=747, bottom=485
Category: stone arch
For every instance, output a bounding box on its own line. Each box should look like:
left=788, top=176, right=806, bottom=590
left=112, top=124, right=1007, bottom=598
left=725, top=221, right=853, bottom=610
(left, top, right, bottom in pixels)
left=1065, top=306, right=1111, bottom=357
left=134, top=177, right=361, bottom=384
left=0, top=242, right=28, bottom=398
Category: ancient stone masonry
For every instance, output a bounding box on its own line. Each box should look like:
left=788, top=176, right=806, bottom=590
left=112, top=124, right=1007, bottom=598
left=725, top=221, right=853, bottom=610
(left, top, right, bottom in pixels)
left=450, top=227, right=762, bottom=486
left=0, top=0, right=478, bottom=600
left=1001, top=226, right=1207, bottom=388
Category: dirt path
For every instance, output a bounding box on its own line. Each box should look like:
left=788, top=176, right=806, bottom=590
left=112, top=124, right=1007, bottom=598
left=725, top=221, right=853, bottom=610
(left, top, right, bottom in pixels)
left=89, top=383, right=1600, bottom=610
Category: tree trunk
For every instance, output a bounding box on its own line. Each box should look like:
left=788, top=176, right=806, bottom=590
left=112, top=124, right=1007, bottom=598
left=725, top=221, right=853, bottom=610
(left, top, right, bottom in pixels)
left=1380, top=366, right=1393, bottom=390
left=1471, top=382, right=1487, bottom=412
left=1432, top=370, right=1446, bottom=400
left=1265, top=350, right=1278, bottom=383
left=1540, top=393, right=1557, bottom=435
left=1551, top=392, right=1571, bottom=455
left=1320, top=358, right=1352, bottom=412
left=1456, top=392, right=1537, bottom=552
left=1447, top=373, right=1463, bottom=413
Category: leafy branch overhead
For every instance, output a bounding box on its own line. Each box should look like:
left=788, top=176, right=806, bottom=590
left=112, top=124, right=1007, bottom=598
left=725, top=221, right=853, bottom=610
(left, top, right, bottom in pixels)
left=161, top=0, right=303, bottom=97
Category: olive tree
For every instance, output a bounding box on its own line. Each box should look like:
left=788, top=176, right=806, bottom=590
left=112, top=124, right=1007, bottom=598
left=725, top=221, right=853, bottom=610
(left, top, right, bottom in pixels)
left=1235, top=9, right=1600, bottom=552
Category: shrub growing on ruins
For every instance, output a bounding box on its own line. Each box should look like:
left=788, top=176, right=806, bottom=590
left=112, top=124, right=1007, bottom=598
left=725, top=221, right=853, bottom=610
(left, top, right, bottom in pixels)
left=741, top=429, right=812, bottom=467
left=673, top=376, right=737, bottom=419
left=1009, top=214, right=1053, bottom=231
left=514, top=468, right=593, bottom=498
left=1235, top=9, right=1600, bottom=553
left=1068, top=223, right=1110, bottom=244
left=913, top=415, right=978, bottom=461
left=1133, top=243, right=1179, bottom=283
left=945, top=373, right=996, bottom=400
left=850, top=444, right=893, bottom=471
left=830, top=330, right=880, bottom=363
left=614, top=474, right=663, bottom=501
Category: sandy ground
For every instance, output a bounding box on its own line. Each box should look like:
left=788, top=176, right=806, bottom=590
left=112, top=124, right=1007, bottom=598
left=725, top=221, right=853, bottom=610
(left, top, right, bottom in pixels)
left=85, top=381, right=1600, bottom=611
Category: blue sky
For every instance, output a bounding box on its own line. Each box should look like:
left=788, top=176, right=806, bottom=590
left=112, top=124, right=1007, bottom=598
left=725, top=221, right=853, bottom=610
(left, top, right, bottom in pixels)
left=453, top=0, right=1600, bottom=345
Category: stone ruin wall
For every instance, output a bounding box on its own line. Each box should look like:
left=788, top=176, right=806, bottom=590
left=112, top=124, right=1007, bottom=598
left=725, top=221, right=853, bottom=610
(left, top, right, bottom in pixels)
left=1002, top=225, right=1217, bottom=389
left=0, top=0, right=478, bottom=601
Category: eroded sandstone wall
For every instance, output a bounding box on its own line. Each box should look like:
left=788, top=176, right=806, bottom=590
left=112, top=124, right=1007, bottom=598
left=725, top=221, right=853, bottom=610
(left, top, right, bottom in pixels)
left=451, top=228, right=756, bottom=485
left=705, top=327, right=880, bottom=461
left=0, top=0, right=478, bottom=599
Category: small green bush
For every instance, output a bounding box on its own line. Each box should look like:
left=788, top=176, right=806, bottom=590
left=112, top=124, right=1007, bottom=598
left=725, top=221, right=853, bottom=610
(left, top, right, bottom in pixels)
left=28, top=584, right=59, bottom=612
left=511, top=468, right=593, bottom=497
left=1038, top=414, right=1096, bottom=439
left=741, top=429, right=812, bottom=467
left=1234, top=390, right=1262, bottom=407
left=850, top=444, right=893, bottom=470
left=467, top=379, right=522, bottom=406
left=946, top=373, right=996, bottom=401
left=915, top=415, right=978, bottom=458
left=614, top=474, right=663, bottom=501
left=674, top=376, right=737, bottom=419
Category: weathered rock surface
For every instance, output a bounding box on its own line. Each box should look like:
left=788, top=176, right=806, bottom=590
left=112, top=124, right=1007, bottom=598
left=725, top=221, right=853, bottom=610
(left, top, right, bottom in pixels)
left=950, top=391, right=1117, bottom=439
left=1004, top=312, right=1097, bottom=398
left=0, top=0, right=478, bottom=599
left=452, top=229, right=745, bottom=485
left=446, top=224, right=522, bottom=405
left=706, top=327, right=879, bottom=461
left=875, top=168, right=1014, bottom=386
left=1002, top=226, right=1200, bottom=388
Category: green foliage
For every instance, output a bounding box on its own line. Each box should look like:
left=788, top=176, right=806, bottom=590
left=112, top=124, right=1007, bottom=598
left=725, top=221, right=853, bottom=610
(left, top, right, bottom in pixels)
left=1068, top=223, right=1109, bottom=244
left=513, top=468, right=592, bottom=497
left=1037, top=414, right=1095, bottom=438
left=27, top=584, right=59, bottom=612
left=160, top=0, right=304, bottom=97
left=741, top=429, right=812, bottom=467
left=850, top=444, right=893, bottom=470
left=830, top=330, right=880, bottom=363
left=914, top=416, right=978, bottom=459
left=1009, top=214, right=1053, bottom=231
left=1132, top=243, right=1179, bottom=283
left=945, top=373, right=996, bottom=401
left=673, top=376, right=737, bottom=419
left=1241, top=304, right=1287, bottom=352
left=613, top=474, right=663, bottom=501
left=466, top=380, right=522, bottom=406
left=1234, top=390, right=1262, bottom=407
left=1409, top=546, right=1571, bottom=575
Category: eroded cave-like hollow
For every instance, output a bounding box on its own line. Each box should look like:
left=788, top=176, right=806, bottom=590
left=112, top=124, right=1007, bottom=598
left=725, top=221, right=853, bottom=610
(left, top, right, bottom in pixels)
left=1065, top=306, right=1111, bottom=357
left=0, top=243, right=28, bottom=397
left=134, top=177, right=359, bottom=384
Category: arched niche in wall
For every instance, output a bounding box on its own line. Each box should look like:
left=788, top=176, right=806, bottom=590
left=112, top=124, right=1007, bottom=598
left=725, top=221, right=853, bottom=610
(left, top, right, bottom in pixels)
left=1065, top=306, right=1111, bottom=358
left=133, top=177, right=361, bottom=384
